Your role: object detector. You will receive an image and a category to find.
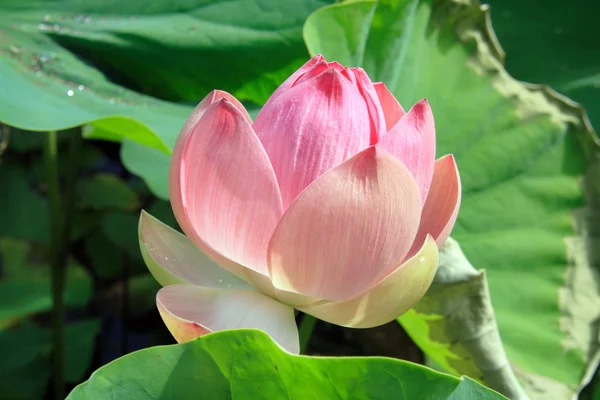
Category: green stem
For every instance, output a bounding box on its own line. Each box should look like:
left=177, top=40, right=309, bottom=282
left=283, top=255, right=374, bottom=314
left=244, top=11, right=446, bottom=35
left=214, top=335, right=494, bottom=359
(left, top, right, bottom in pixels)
left=60, top=128, right=82, bottom=248
left=298, top=314, right=318, bottom=354
left=45, top=128, right=82, bottom=400
left=121, top=254, right=130, bottom=355
left=45, top=131, right=64, bottom=400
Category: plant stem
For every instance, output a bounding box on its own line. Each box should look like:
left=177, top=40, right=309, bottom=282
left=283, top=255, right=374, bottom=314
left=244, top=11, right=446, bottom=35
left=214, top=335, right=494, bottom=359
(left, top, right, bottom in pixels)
left=121, top=254, right=130, bottom=356
left=60, top=128, right=82, bottom=247
left=45, top=128, right=82, bottom=400
left=45, top=130, right=64, bottom=400
left=298, top=314, right=318, bottom=354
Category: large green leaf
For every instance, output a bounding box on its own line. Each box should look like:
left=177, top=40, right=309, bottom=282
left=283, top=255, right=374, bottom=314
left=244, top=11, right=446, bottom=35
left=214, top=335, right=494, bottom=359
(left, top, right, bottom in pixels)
left=485, top=0, right=600, bottom=129
left=0, top=0, right=331, bottom=160
left=68, top=329, right=506, bottom=399
left=303, top=0, right=600, bottom=398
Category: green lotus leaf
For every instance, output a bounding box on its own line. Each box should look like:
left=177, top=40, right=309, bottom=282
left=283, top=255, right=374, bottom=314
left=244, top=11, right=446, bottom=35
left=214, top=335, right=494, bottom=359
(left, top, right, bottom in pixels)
left=68, top=329, right=506, bottom=400
left=303, top=0, right=600, bottom=398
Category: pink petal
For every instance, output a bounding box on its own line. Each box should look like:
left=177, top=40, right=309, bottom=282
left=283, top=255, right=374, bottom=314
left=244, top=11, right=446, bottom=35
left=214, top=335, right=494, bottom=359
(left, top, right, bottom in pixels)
left=295, top=66, right=386, bottom=144
left=157, top=285, right=299, bottom=353
left=268, top=146, right=422, bottom=301
left=299, top=235, right=438, bottom=328
left=373, top=82, right=405, bottom=131
left=253, top=68, right=371, bottom=208
left=170, top=98, right=283, bottom=277
left=339, top=67, right=356, bottom=83
left=293, top=60, right=344, bottom=87
left=377, top=99, right=436, bottom=203
left=326, top=61, right=344, bottom=71
left=179, top=90, right=252, bottom=141
left=262, top=54, right=325, bottom=110
left=138, top=209, right=317, bottom=305
left=351, top=68, right=387, bottom=144
left=292, top=61, right=328, bottom=86
left=409, top=155, right=461, bottom=256
left=138, top=210, right=252, bottom=290
left=170, top=94, right=258, bottom=284
left=158, top=306, right=209, bottom=343
left=170, top=90, right=251, bottom=240
left=249, top=272, right=320, bottom=308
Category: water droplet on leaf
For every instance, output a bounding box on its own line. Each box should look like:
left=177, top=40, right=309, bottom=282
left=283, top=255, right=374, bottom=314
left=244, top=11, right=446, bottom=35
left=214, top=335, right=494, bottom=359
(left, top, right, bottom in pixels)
left=67, top=90, right=74, bottom=96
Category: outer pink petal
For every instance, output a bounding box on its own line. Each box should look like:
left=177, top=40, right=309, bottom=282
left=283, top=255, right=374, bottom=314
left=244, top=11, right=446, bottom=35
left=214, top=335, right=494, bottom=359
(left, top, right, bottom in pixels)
left=377, top=99, right=436, bottom=204
left=351, top=68, right=387, bottom=144
left=298, top=235, right=438, bottom=328
left=138, top=210, right=252, bottom=290
left=268, top=146, right=422, bottom=301
left=373, top=82, right=405, bottom=131
left=170, top=90, right=251, bottom=240
left=157, top=285, right=299, bottom=353
left=253, top=68, right=371, bottom=208
left=409, top=155, right=461, bottom=256
left=170, top=98, right=283, bottom=277
left=140, top=210, right=313, bottom=302
left=178, top=90, right=252, bottom=143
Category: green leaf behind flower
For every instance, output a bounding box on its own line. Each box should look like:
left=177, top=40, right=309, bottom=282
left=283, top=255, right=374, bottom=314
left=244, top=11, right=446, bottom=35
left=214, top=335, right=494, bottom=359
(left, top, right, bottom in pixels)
left=0, top=0, right=332, bottom=179
left=485, top=0, right=600, bottom=130
left=304, top=0, right=600, bottom=398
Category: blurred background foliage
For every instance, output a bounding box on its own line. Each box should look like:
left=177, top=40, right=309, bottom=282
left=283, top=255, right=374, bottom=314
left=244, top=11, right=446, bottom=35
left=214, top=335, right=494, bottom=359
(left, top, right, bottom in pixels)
left=0, top=0, right=598, bottom=399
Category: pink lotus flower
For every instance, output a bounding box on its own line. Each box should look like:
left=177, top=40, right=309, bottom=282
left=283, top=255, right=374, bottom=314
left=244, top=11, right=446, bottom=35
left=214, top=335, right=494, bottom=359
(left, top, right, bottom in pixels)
left=139, top=55, right=461, bottom=354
